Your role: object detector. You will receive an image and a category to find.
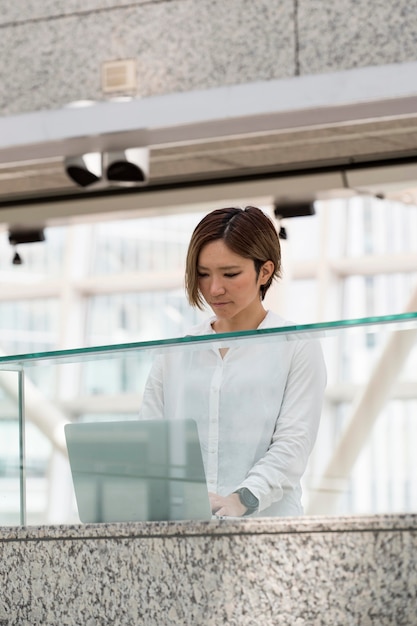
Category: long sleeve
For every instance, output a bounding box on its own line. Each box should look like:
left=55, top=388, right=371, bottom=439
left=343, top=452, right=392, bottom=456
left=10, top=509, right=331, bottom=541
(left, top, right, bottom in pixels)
left=239, top=337, right=327, bottom=513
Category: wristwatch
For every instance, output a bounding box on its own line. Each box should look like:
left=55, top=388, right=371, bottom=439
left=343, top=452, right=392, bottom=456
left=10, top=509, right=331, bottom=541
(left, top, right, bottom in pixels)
left=234, top=487, right=259, bottom=516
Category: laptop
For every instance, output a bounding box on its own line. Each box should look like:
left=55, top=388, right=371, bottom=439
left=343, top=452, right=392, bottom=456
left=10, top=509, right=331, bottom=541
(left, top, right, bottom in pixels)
left=64, top=418, right=212, bottom=523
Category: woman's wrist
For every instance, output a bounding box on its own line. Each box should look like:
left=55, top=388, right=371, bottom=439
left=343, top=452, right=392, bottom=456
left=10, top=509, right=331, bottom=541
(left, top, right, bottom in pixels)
left=233, top=488, right=259, bottom=515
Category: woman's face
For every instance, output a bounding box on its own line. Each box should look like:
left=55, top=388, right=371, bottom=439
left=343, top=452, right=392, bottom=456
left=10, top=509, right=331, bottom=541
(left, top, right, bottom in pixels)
left=197, top=239, right=273, bottom=326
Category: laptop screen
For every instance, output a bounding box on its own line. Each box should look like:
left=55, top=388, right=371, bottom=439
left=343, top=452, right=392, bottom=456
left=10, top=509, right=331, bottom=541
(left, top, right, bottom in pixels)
left=65, top=419, right=212, bottom=523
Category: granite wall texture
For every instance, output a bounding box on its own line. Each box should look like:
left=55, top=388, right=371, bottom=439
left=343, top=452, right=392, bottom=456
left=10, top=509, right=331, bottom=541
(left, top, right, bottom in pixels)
left=1, top=0, right=417, bottom=116
left=0, top=515, right=416, bottom=625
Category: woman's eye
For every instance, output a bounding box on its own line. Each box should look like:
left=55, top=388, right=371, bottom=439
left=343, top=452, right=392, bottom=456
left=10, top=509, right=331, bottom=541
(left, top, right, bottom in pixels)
left=197, top=272, right=209, bottom=278
left=224, top=272, right=240, bottom=278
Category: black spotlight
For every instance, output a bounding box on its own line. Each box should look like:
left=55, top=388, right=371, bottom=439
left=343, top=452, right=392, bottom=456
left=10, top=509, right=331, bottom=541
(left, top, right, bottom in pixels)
left=12, top=250, right=23, bottom=265
left=278, top=227, right=287, bottom=240
left=274, top=201, right=316, bottom=220
left=64, top=153, right=102, bottom=187
left=104, top=148, right=149, bottom=185
left=8, top=227, right=45, bottom=266
left=9, top=228, right=45, bottom=246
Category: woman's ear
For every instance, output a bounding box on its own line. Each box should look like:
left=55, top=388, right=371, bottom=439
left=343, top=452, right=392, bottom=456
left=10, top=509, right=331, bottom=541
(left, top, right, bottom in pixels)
left=259, top=260, right=274, bottom=284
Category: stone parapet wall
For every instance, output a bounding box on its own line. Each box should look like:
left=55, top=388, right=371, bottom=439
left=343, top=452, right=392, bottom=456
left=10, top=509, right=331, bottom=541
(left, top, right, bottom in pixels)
left=0, top=515, right=416, bottom=625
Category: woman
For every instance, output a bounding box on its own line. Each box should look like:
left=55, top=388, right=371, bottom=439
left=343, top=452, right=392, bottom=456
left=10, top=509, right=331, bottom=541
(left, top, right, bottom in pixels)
left=140, top=206, right=326, bottom=517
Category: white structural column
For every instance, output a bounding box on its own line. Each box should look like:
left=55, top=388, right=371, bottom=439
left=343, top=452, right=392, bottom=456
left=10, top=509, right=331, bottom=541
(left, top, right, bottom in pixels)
left=307, top=287, right=417, bottom=515
left=58, top=223, right=93, bottom=351
left=315, top=202, right=345, bottom=322
left=0, top=364, right=68, bottom=456
left=46, top=223, right=93, bottom=523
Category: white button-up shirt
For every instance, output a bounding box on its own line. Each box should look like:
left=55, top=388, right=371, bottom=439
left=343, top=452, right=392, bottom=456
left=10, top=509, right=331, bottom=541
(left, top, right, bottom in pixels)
left=139, top=311, right=326, bottom=517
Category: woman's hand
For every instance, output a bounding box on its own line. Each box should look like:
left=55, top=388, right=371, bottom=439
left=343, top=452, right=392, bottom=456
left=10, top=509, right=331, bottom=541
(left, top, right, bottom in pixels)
left=209, top=492, right=248, bottom=517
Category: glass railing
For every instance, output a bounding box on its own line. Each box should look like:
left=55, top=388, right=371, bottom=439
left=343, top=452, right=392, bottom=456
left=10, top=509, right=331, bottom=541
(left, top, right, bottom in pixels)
left=1, top=312, right=416, bottom=526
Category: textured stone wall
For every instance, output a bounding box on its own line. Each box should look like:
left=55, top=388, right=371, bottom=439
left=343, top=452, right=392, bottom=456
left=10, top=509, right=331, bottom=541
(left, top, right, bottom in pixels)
left=0, top=515, right=416, bottom=625
left=1, top=0, right=416, bottom=116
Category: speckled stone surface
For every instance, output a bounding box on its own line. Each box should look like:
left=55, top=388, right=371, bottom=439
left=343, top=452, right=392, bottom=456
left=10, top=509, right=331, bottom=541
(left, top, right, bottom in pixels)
left=297, top=0, right=417, bottom=75
left=0, top=0, right=295, bottom=116
left=0, top=515, right=416, bottom=625
left=2, top=0, right=417, bottom=117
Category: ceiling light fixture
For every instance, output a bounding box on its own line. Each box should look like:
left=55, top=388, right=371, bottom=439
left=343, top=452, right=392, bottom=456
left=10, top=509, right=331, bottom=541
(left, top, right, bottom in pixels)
left=64, top=153, right=102, bottom=187
left=104, top=147, right=149, bottom=186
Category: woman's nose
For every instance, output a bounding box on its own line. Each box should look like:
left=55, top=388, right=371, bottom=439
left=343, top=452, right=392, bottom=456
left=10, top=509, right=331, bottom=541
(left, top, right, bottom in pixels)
left=210, top=278, right=225, bottom=295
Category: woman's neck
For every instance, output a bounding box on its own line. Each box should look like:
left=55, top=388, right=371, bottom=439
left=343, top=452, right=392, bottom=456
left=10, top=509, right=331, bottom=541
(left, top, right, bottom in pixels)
left=212, top=308, right=268, bottom=333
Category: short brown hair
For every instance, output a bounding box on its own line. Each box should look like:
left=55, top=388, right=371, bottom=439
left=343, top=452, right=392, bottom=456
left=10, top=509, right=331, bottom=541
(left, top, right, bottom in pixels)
left=185, top=206, right=281, bottom=309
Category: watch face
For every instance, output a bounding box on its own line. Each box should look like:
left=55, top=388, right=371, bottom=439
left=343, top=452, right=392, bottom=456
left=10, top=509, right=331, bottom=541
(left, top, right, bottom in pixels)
left=240, top=488, right=258, bottom=508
